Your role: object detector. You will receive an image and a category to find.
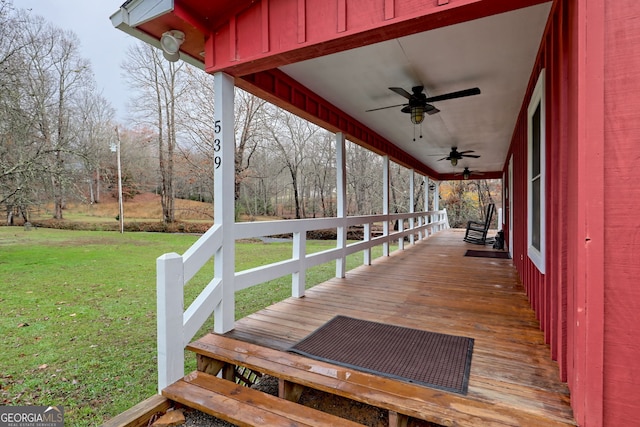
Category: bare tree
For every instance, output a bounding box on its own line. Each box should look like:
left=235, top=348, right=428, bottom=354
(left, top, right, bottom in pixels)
left=179, top=69, right=267, bottom=210
left=302, top=130, right=335, bottom=217
left=123, top=44, right=186, bottom=223
left=263, top=106, right=320, bottom=219
left=73, top=89, right=116, bottom=204
left=346, top=142, right=382, bottom=215
left=1, top=5, right=104, bottom=221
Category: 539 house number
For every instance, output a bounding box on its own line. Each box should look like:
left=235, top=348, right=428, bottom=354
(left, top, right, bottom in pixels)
left=214, top=120, right=221, bottom=169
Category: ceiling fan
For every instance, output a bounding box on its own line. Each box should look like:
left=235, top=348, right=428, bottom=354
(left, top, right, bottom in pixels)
left=365, top=86, right=481, bottom=124
left=455, top=167, right=485, bottom=180
left=435, top=147, right=480, bottom=166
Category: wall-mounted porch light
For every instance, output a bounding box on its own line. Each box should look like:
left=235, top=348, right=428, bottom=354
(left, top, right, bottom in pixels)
left=160, top=30, right=184, bottom=62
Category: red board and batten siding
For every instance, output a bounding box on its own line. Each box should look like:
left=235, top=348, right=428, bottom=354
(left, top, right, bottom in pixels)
left=602, top=0, right=640, bottom=425
left=507, top=1, right=640, bottom=426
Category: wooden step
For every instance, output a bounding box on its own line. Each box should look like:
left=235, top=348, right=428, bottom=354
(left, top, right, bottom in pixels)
left=187, top=334, right=577, bottom=427
left=162, top=371, right=365, bottom=427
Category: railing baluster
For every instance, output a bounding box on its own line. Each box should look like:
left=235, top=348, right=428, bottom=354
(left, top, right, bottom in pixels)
left=364, top=222, right=371, bottom=265
left=292, top=231, right=306, bottom=297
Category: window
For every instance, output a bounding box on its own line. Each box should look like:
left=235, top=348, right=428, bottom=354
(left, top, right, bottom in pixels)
left=527, top=70, right=545, bottom=273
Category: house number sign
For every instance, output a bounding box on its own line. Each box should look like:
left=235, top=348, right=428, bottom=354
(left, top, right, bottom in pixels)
left=214, top=119, right=221, bottom=169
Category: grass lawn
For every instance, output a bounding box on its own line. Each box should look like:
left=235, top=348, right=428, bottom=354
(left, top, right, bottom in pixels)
left=0, top=227, right=386, bottom=426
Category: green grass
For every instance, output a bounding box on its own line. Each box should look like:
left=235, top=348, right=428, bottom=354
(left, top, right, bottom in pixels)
left=0, top=227, right=388, bottom=426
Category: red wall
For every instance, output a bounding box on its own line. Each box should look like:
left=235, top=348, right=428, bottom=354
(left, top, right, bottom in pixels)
left=602, top=1, right=640, bottom=425
left=506, top=1, right=640, bottom=425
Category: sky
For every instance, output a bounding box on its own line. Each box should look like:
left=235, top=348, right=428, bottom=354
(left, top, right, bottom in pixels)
left=17, top=0, right=136, bottom=121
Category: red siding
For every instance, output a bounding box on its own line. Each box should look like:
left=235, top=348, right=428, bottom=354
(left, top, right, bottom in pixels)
left=603, top=1, right=640, bottom=425
left=506, top=1, right=640, bottom=425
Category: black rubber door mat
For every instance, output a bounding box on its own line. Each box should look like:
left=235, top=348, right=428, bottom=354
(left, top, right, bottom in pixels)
left=289, top=315, right=474, bottom=395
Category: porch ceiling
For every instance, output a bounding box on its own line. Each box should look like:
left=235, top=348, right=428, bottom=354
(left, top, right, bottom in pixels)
left=279, top=4, right=551, bottom=176
left=112, top=1, right=551, bottom=178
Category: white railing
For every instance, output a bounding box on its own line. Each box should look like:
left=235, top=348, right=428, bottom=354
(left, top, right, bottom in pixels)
left=156, top=209, right=449, bottom=391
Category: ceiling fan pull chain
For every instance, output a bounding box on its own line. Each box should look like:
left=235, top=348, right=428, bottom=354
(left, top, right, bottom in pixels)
left=413, top=123, right=423, bottom=142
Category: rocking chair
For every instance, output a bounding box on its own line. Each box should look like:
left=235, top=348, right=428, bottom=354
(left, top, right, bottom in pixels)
left=463, top=203, right=495, bottom=245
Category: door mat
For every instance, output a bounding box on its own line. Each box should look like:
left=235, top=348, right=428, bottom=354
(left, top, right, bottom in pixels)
left=289, top=316, right=474, bottom=395
left=464, top=250, right=511, bottom=259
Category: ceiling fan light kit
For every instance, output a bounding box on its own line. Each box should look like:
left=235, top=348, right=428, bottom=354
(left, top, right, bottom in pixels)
left=366, top=86, right=481, bottom=128
left=410, top=106, right=425, bottom=124
left=455, top=167, right=485, bottom=180
left=435, top=147, right=481, bottom=169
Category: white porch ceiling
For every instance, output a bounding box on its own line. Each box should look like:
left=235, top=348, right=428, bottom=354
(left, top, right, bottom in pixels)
left=279, top=3, right=552, bottom=176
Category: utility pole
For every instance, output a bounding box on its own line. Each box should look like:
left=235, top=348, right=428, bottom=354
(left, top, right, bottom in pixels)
left=112, top=127, right=124, bottom=234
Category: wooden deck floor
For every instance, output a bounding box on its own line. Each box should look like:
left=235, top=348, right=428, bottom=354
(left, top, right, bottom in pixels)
left=223, top=229, right=575, bottom=426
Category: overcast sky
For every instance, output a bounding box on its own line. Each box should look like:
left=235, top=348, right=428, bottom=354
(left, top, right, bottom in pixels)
left=17, top=0, right=135, bottom=121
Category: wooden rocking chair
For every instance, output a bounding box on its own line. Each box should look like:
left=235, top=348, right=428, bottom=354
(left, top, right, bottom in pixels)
left=463, top=203, right=495, bottom=245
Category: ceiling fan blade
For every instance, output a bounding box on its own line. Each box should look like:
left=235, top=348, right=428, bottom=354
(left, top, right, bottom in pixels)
left=437, top=156, right=450, bottom=161
left=365, top=103, right=407, bottom=112
left=389, top=87, right=413, bottom=99
left=426, top=106, right=440, bottom=115
left=425, top=87, right=481, bottom=103
left=461, top=154, right=481, bottom=158
left=458, top=150, right=475, bottom=154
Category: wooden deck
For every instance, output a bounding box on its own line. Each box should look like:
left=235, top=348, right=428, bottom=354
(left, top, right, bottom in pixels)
left=218, top=229, right=575, bottom=426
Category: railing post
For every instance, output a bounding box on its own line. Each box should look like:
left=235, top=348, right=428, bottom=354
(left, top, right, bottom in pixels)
left=157, top=252, right=184, bottom=392
left=292, top=231, right=306, bottom=297
left=398, top=218, right=405, bottom=250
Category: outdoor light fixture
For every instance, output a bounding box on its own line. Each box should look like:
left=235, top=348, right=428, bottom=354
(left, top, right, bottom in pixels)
left=410, top=106, right=425, bottom=125
left=160, top=30, right=184, bottom=62
left=463, top=167, right=471, bottom=180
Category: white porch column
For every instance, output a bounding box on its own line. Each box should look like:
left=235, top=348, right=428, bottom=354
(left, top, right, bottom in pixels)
left=213, top=72, right=235, bottom=334
left=433, top=181, right=441, bottom=230
left=382, top=155, right=390, bottom=256
left=419, top=177, right=427, bottom=240
left=424, top=177, right=429, bottom=213
left=409, top=170, right=415, bottom=245
left=335, top=132, right=347, bottom=278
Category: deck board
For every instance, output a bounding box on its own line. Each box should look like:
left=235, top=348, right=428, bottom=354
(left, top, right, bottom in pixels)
left=222, top=229, right=575, bottom=426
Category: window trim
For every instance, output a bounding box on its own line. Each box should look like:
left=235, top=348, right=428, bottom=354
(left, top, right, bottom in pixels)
left=527, top=69, right=546, bottom=273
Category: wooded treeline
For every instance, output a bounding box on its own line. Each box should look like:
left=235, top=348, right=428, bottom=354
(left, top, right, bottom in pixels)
left=0, top=1, right=499, bottom=228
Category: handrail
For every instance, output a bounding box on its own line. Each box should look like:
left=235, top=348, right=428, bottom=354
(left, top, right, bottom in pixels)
left=156, top=209, right=449, bottom=391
